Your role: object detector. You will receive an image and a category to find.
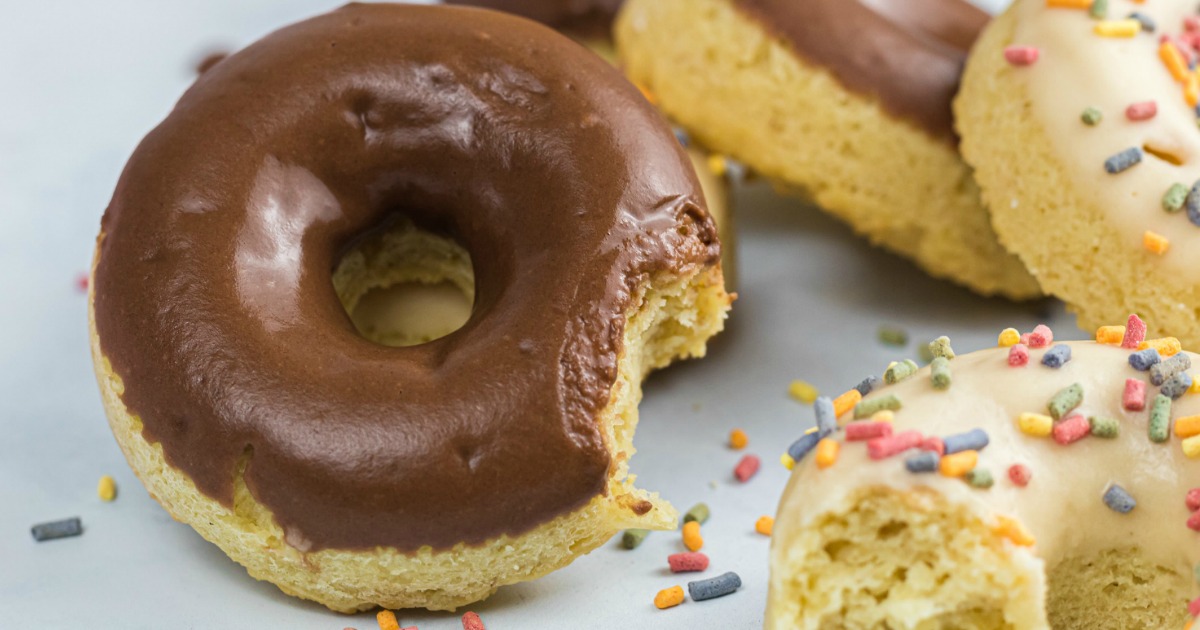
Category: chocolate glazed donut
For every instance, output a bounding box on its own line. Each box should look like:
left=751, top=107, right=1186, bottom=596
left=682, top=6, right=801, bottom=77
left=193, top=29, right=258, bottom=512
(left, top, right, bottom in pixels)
left=444, top=0, right=624, bottom=33
left=93, top=2, right=719, bottom=557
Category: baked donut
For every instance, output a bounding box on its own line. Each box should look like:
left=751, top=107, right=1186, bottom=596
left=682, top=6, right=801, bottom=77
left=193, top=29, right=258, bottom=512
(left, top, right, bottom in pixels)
left=958, top=0, right=1200, bottom=347
left=615, top=0, right=1041, bottom=300
left=89, top=3, right=730, bottom=613
left=767, top=326, right=1200, bottom=629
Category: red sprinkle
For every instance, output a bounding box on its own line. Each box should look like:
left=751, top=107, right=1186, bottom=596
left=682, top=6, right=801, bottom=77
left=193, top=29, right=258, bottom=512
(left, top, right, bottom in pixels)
left=1190, top=511, right=1200, bottom=532
left=74, top=273, right=89, bottom=293
left=920, top=436, right=946, bottom=456
left=845, top=421, right=893, bottom=441
left=1004, top=46, right=1039, bottom=66
left=1186, top=16, right=1200, bottom=33
left=667, top=552, right=710, bottom=573
left=734, top=454, right=761, bottom=482
left=462, top=612, right=486, bottom=630
left=1122, top=314, right=1146, bottom=349
left=1189, top=596, right=1200, bottom=616
left=1008, top=464, right=1032, bottom=487
left=1123, top=379, right=1147, bottom=411
left=867, top=430, right=923, bottom=460
left=1187, top=488, right=1200, bottom=512
left=1052, top=414, right=1091, bottom=445
left=1027, top=325, right=1053, bottom=348
left=1125, top=101, right=1158, bottom=121
left=1008, top=344, right=1030, bottom=367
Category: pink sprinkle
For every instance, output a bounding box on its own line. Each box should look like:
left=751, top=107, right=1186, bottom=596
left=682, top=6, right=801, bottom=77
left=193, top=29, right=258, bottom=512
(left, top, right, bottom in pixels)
left=1122, top=314, right=1146, bottom=349
left=845, top=421, right=893, bottom=441
left=1004, top=46, right=1039, bottom=66
left=1125, top=101, right=1158, bottom=121
left=1052, top=414, right=1091, bottom=445
left=75, top=273, right=89, bottom=293
left=734, top=454, right=761, bottom=482
left=920, top=436, right=945, bottom=456
left=1187, top=488, right=1200, bottom=512
left=402, top=627, right=418, bottom=630
left=1008, top=464, right=1032, bottom=487
left=1027, top=325, right=1053, bottom=348
left=1189, top=595, right=1200, bottom=616
left=1008, top=344, right=1030, bottom=367
left=1123, top=379, right=1147, bottom=411
left=667, top=551, right=710, bottom=573
left=1019, top=333, right=1031, bottom=346
left=1186, top=16, right=1200, bottom=33
left=462, top=612, right=486, bottom=630
left=867, top=430, right=923, bottom=460
left=1190, top=511, right=1200, bottom=532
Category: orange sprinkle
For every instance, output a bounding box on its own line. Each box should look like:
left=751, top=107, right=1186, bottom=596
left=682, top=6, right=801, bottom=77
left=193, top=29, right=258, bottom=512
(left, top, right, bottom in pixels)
left=1176, top=415, right=1200, bottom=438
left=815, top=438, right=840, bottom=469
left=1045, top=0, right=1090, bottom=7
left=1161, top=41, right=1190, bottom=83
left=939, top=450, right=978, bottom=478
left=755, top=515, right=774, bottom=536
left=1187, top=75, right=1200, bottom=107
left=1139, top=337, right=1182, bottom=357
left=1144, top=230, right=1170, bottom=255
left=832, top=389, right=863, bottom=421
left=654, top=585, right=685, bottom=609
left=682, top=520, right=703, bottom=551
left=377, top=610, right=400, bottom=630
left=636, top=84, right=658, bottom=105
left=1096, top=325, right=1126, bottom=345
left=729, top=428, right=748, bottom=450
left=993, top=515, right=1036, bottom=547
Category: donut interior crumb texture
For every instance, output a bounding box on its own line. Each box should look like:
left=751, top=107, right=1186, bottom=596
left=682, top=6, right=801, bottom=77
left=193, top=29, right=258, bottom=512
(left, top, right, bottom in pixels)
left=615, top=0, right=1041, bottom=300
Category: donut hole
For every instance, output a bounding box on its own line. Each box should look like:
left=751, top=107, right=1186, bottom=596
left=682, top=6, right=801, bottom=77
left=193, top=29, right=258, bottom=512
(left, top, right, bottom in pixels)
left=332, top=218, right=474, bottom=347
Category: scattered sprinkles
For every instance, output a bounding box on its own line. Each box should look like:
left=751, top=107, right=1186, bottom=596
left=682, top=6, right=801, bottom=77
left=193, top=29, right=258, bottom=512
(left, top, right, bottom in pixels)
left=1144, top=230, right=1171, bottom=255
left=97, top=475, right=117, bottom=502
left=1103, top=483, right=1137, bottom=513
left=1104, top=147, right=1143, bottom=174
left=1124, top=379, right=1148, bottom=411
left=1048, top=383, right=1084, bottom=420
left=1164, top=183, right=1189, bottom=213
left=1008, top=343, right=1030, bottom=367
left=1130, top=348, right=1162, bottom=371
left=884, top=360, right=919, bottom=385
left=815, top=397, right=838, bottom=436
left=1150, top=394, right=1173, bottom=443
left=687, top=572, right=741, bottom=602
left=1088, top=415, right=1121, bottom=438
left=668, top=552, right=710, bottom=573
left=832, top=389, right=863, bottom=419
left=377, top=611, right=400, bottom=630
left=1081, top=106, right=1104, bottom=125
left=878, top=325, right=909, bottom=347
left=1004, top=45, right=1040, bottom=65
left=683, top=503, right=710, bottom=525
left=854, top=394, right=902, bottom=419
left=1018, top=412, right=1054, bottom=437
left=788, top=380, right=818, bottom=404
left=1141, top=337, right=1182, bottom=358
left=1164, top=373, right=1194, bottom=399
left=682, top=521, right=703, bottom=552
left=1097, top=325, right=1126, bottom=344
left=939, top=450, right=978, bottom=478
left=1151, top=353, right=1192, bottom=386
left=654, top=585, right=685, bottom=610
left=622, top=528, right=650, bottom=550
left=943, top=429, right=989, bottom=455
left=30, top=517, right=82, bottom=542
left=1052, top=414, right=1092, bottom=445
left=931, top=357, right=952, bottom=390
left=733, top=455, right=760, bottom=483
left=729, top=429, right=748, bottom=450
left=993, top=515, right=1037, bottom=547
left=815, top=438, right=840, bottom=469
left=998, top=328, right=1021, bottom=347
left=1008, top=464, right=1033, bottom=487
left=1041, top=344, right=1072, bottom=368
left=1094, top=18, right=1142, bottom=38
left=755, top=516, right=774, bottom=536
left=1122, top=315, right=1147, bottom=349
left=846, top=421, right=893, bottom=441
left=965, top=468, right=995, bottom=489
left=905, top=451, right=940, bottom=473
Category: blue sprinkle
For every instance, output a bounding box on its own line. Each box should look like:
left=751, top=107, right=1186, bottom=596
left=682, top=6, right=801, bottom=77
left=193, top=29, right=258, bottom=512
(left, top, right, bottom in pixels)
left=1162, top=372, right=1193, bottom=400
left=1103, top=484, right=1136, bottom=514
left=1186, top=180, right=1200, bottom=227
left=904, top=451, right=939, bottom=473
left=1150, top=353, right=1191, bottom=386
left=1041, top=345, right=1072, bottom=368
left=688, top=571, right=742, bottom=601
left=855, top=375, right=881, bottom=397
left=814, top=396, right=837, bottom=437
left=1104, top=147, right=1143, bottom=174
left=787, top=432, right=821, bottom=463
left=1127, top=11, right=1156, bottom=32
left=943, top=428, right=989, bottom=454
left=1129, top=348, right=1161, bottom=371
left=31, top=517, right=83, bottom=542
left=672, top=127, right=690, bottom=148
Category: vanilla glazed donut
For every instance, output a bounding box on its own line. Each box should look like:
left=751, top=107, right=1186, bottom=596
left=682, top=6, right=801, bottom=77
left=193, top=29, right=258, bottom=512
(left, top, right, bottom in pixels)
left=89, top=3, right=730, bottom=612
left=958, top=0, right=1200, bottom=348
left=767, top=325, right=1200, bottom=629
left=615, top=0, right=1041, bottom=300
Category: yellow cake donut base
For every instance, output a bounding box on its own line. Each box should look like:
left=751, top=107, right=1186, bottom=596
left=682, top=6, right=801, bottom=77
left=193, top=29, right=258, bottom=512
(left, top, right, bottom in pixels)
left=615, top=0, right=1040, bottom=300
left=89, top=225, right=731, bottom=613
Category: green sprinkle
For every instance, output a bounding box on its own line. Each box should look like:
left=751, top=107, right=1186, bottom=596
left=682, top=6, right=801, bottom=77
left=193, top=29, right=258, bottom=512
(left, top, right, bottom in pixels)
left=621, top=528, right=650, bottom=549
left=1081, top=106, right=1103, bottom=125
left=931, top=357, right=952, bottom=391
left=1047, top=383, right=1084, bottom=421
left=965, top=468, right=994, bottom=489
left=1164, top=183, right=1188, bottom=213
left=1193, top=562, right=1200, bottom=585
left=1088, top=0, right=1107, bottom=19
left=884, top=359, right=919, bottom=385
left=1088, top=416, right=1121, bottom=438
left=854, top=394, right=902, bottom=419
left=928, top=336, right=956, bottom=360
left=878, top=325, right=909, bottom=347
left=918, top=342, right=935, bottom=365
left=1149, top=394, right=1172, bottom=443
left=683, top=503, right=710, bottom=525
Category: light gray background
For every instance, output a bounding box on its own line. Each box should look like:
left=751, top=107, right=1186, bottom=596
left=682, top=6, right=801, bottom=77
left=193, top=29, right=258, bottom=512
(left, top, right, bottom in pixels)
left=0, top=1, right=1057, bottom=628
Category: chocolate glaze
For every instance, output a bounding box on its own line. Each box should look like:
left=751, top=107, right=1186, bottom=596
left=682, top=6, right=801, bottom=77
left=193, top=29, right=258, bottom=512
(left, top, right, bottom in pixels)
left=94, top=3, right=718, bottom=552
left=732, top=0, right=989, bottom=139
left=444, top=0, right=623, bottom=39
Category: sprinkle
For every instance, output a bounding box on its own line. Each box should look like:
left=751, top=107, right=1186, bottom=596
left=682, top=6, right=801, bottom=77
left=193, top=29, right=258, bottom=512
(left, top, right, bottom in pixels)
left=755, top=516, right=774, bottom=536
left=1103, top=484, right=1136, bottom=513
left=815, top=439, right=840, bottom=469
left=729, top=429, right=748, bottom=450
left=1140, top=337, right=1182, bottom=358
left=1053, top=414, right=1092, bottom=445
left=1186, top=488, right=1200, bottom=511
left=1081, top=106, right=1104, bottom=125
left=1028, top=325, right=1053, bottom=348
left=734, top=455, right=760, bottom=482
left=779, top=453, right=795, bottom=470
left=788, top=380, right=818, bottom=404
left=30, top=518, right=82, bottom=542
left=965, top=468, right=995, bottom=489
left=846, top=421, right=893, bottom=441
left=377, top=611, right=400, bottom=630
left=993, top=515, right=1036, bottom=547
left=854, top=394, right=902, bottom=419
left=1177, top=416, right=1200, bottom=439
left=673, top=128, right=690, bottom=147
left=1094, top=19, right=1141, bottom=38
left=1122, top=314, right=1147, bottom=348
left=687, top=572, right=741, bottom=601
left=1164, top=373, right=1194, bottom=400
left=654, top=586, right=685, bottom=610
left=930, top=357, right=952, bottom=390
left=854, top=375, right=881, bottom=397
left=1127, top=11, right=1155, bottom=33
left=1129, top=348, right=1161, bottom=371
left=872, top=410, right=896, bottom=423
left=814, top=396, right=837, bottom=436
left=919, top=436, right=946, bottom=455
left=1089, top=0, right=1108, bottom=19
left=884, top=360, right=919, bottom=385
left=74, top=273, right=89, bottom=293
left=97, top=475, right=117, bottom=502
left=1004, top=45, right=1040, bottom=65
left=1151, top=353, right=1192, bottom=386
left=1190, top=512, right=1200, bottom=533
left=1186, top=180, right=1200, bottom=227
left=878, top=325, right=909, bottom=346
left=1008, top=464, right=1032, bottom=487
left=943, top=428, right=990, bottom=454
left=1184, top=434, right=1200, bottom=459
left=706, top=155, right=727, bottom=177
left=1150, top=394, right=1173, bottom=443
left=1008, top=344, right=1030, bottom=367
left=1164, top=183, right=1189, bottom=212
left=1045, top=0, right=1091, bottom=7
left=1018, top=412, right=1054, bottom=437
left=998, top=328, right=1021, bottom=347
left=1048, top=383, right=1084, bottom=420
left=682, top=521, right=703, bottom=551
left=1191, top=597, right=1200, bottom=617
left=787, top=432, right=821, bottom=463
left=1162, top=41, right=1190, bottom=81
left=1125, top=101, right=1158, bottom=121
left=1041, top=344, right=1072, bottom=368
left=1096, top=325, right=1126, bottom=344
left=622, top=529, right=650, bottom=549
left=939, top=451, right=978, bottom=478
left=1104, top=147, right=1143, bottom=173
left=918, top=342, right=935, bottom=365
left=868, top=430, right=923, bottom=460
left=683, top=503, right=710, bottom=525
left=832, top=389, right=863, bottom=420
left=1191, top=377, right=1200, bottom=394
left=668, top=552, right=710, bottom=573
left=928, top=336, right=956, bottom=360
left=905, top=451, right=940, bottom=473
left=636, top=83, right=657, bottom=105
left=1144, top=231, right=1170, bottom=255
left=1088, top=416, right=1121, bottom=438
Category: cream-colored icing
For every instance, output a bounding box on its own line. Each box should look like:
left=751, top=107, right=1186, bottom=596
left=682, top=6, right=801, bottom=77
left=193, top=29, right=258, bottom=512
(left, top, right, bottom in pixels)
left=1010, top=0, right=1200, bottom=271
left=769, top=340, right=1200, bottom=624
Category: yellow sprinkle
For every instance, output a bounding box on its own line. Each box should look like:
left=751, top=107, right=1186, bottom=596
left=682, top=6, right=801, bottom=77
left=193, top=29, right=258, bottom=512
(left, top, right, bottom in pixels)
left=682, top=520, right=703, bottom=551
left=998, top=328, right=1021, bottom=347
left=1139, top=337, right=1182, bottom=357
left=1176, top=415, right=1200, bottom=438
left=1045, top=0, right=1091, bottom=7
left=1017, top=412, right=1053, bottom=437
left=97, top=475, right=117, bottom=502
left=1187, top=75, right=1200, bottom=107
left=1095, top=325, right=1126, bottom=345
left=1094, top=19, right=1141, bottom=37
left=1144, top=230, right=1170, bottom=255
left=654, top=585, right=685, bottom=609
left=729, top=428, right=748, bottom=450
left=377, top=610, right=400, bottom=630
left=1189, top=377, right=1200, bottom=394
left=1161, top=41, right=1190, bottom=83
left=706, top=154, right=728, bottom=177
left=1183, top=434, right=1200, bottom=459
left=832, top=389, right=863, bottom=421
left=939, top=450, right=978, bottom=478
left=993, top=515, right=1037, bottom=547
left=815, top=439, right=840, bottom=469
left=755, top=515, right=774, bottom=536
left=788, top=380, right=819, bottom=404
left=871, top=410, right=895, bottom=423
left=780, top=453, right=796, bottom=470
